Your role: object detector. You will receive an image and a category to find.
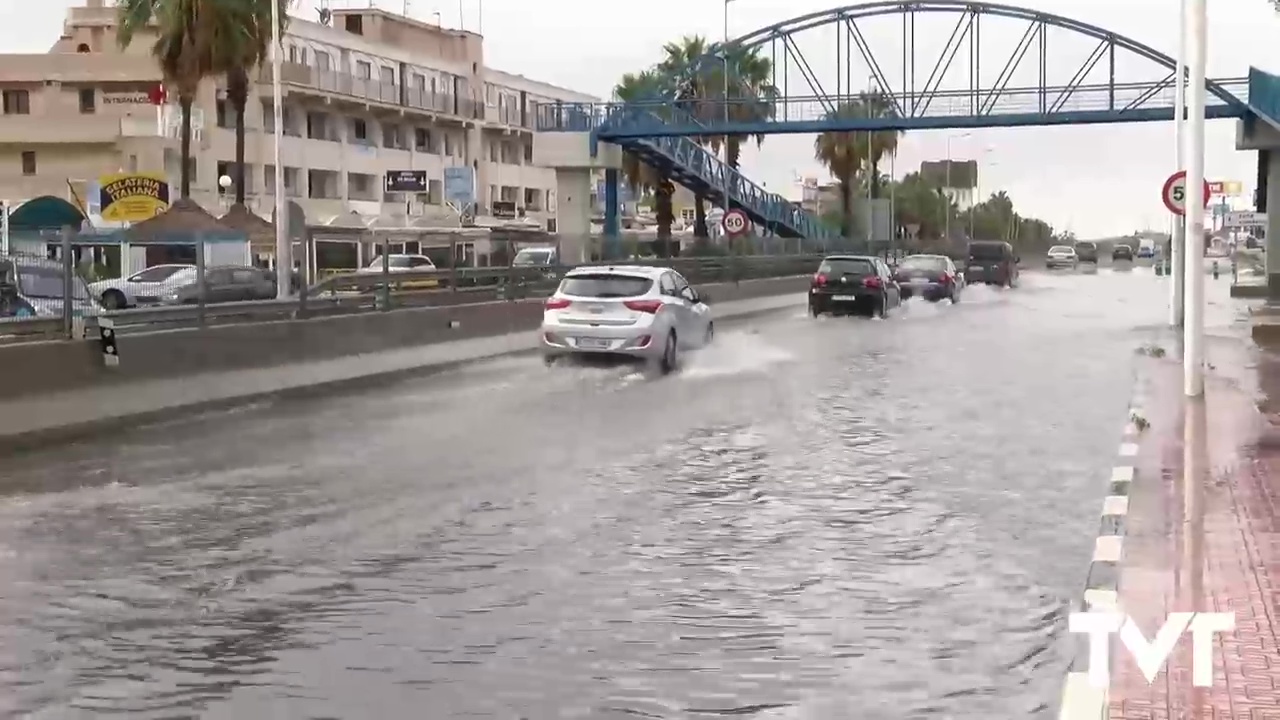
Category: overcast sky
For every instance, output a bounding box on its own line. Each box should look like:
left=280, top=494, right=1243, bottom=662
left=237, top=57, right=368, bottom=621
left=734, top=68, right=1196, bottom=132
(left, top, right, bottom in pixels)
left=10, top=0, right=1279, bottom=237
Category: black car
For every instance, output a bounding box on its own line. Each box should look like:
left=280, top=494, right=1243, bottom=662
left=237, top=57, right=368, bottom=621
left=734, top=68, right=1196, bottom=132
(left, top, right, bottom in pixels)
left=809, top=255, right=901, bottom=317
left=892, top=254, right=962, bottom=303
left=1112, top=244, right=1134, bottom=262
left=964, top=241, right=1020, bottom=287
left=1074, top=241, right=1099, bottom=264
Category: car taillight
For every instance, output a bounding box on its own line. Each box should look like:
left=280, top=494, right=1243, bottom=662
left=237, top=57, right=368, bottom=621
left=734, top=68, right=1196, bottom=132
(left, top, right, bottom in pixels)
left=812, top=273, right=827, bottom=286
left=545, top=298, right=571, bottom=310
left=939, top=272, right=952, bottom=284
left=863, top=276, right=882, bottom=289
left=624, top=299, right=663, bottom=313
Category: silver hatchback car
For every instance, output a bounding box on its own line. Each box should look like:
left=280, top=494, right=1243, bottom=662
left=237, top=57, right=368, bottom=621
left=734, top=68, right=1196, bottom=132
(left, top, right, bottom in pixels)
left=540, top=265, right=714, bottom=373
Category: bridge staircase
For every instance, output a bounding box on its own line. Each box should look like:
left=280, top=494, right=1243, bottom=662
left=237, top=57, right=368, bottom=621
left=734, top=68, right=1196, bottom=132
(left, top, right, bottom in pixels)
left=541, top=102, right=837, bottom=245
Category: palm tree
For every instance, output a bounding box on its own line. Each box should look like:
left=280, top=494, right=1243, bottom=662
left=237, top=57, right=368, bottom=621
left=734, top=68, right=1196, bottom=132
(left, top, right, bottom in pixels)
left=859, top=91, right=903, bottom=200
left=657, top=36, right=716, bottom=239
left=117, top=0, right=213, bottom=198
left=812, top=101, right=868, bottom=239
left=614, top=71, right=676, bottom=256
left=715, top=45, right=776, bottom=170
left=221, top=1, right=290, bottom=208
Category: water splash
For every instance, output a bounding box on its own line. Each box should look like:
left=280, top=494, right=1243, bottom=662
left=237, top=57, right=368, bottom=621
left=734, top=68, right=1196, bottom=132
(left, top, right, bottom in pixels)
left=680, top=329, right=796, bottom=379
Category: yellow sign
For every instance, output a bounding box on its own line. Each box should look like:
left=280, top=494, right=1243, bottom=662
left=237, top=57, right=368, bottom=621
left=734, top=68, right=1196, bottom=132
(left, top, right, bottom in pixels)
left=98, top=172, right=170, bottom=222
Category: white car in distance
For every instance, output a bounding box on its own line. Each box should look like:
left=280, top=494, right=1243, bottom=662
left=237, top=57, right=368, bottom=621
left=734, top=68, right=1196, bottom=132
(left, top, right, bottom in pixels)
left=88, top=264, right=196, bottom=309
left=540, top=265, right=714, bottom=374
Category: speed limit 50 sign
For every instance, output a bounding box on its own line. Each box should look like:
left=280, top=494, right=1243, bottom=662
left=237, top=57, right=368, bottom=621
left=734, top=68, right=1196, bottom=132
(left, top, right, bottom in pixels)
left=1162, top=171, right=1211, bottom=216
left=721, top=208, right=749, bottom=237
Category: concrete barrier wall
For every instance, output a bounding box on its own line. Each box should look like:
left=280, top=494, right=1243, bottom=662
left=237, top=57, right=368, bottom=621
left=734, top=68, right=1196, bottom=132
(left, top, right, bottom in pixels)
left=0, top=275, right=809, bottom=400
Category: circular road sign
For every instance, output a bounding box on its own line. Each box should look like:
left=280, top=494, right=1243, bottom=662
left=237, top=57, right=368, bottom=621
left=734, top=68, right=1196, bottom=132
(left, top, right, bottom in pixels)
left=1162, top=171, right=1211, bottom=216
left=721, top=208, right=749, bottom=237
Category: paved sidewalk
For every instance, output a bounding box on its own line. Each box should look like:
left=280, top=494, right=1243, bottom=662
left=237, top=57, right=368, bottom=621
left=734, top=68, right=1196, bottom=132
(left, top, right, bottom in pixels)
left=1105, top=320, right=1280, bottom=718
left=0, top=292, right=803, bottom=449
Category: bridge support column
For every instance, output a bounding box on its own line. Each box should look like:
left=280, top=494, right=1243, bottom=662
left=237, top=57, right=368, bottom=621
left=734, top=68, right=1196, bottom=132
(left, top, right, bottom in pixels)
left=604, top=169, right=621, bottom=260
left=555, top=169, right=592, bottom=265
left=1266, top=150, right=1280, bottom=300
left=533, top=131, right=623, bottom=266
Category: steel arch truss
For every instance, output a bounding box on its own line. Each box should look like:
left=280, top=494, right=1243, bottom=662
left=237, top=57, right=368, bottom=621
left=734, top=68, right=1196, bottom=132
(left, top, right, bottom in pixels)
left=597, top=0, right=1252, bottom=138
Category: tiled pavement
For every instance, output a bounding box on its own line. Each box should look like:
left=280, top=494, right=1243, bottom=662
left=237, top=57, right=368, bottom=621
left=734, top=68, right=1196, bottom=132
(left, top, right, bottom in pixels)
left=1106, top=327, right=1280, bottom=719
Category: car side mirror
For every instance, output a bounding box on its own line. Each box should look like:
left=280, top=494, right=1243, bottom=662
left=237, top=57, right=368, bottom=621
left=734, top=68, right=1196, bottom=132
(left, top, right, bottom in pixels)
left=694, top=291, right=708, bottom=304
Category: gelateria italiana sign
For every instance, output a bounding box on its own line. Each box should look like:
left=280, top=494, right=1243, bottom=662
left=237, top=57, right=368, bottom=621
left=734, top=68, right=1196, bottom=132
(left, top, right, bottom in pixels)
left=98, top=173, right=170, bottom=223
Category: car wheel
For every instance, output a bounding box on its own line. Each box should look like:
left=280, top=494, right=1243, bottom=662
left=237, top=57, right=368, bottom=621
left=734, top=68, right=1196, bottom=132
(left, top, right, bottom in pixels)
left=660, top=331, right=679, bottom=374
left=101, top=290, right=126, bottom=310
left=877, top=295, right=890, bottom=318
left=543, top=355, right=557, bottom=367
left=809, top=304, right=821, bottom=318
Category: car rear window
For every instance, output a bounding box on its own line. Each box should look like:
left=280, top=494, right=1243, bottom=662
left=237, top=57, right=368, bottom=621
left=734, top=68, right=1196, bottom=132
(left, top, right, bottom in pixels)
left=818, top=258, right=875, bottom=275
left=898, top=256, right=947, bottom=271
left=968, top=244, right=1007, bottom=260
left=559, top=274, right=653, bottom=298
left=1049, top=246, right=1072, bottom=253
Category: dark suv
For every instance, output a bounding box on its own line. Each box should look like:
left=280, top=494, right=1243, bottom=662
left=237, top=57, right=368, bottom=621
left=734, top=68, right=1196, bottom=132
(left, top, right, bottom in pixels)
left=809, top=255, right=901, bottom=317
left=1112, top=244, right=1134, bottom=262
left=964, top=241, right=1019, bottom=287
left=1074, top=241, right=1099, bottom=264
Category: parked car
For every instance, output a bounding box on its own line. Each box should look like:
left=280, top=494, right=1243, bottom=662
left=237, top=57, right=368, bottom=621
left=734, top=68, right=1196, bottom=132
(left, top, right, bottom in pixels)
left=540, top=265, right=713, bottom=374
left=1046, top=245, right=1079, bottom=269
left=1112, top=244, right=1135, bottom=262
left=1074, top=240, right=1099, bottom=263
left=892, top=254, right=962, bottom=303
left=1137, top=243, right=1156, bottom=258
left=157, top=265, right=278, bottom=305
left=88, top=263, right=196, bottom=309
left=809, top=255, right=901, bottom=317
left=358, top=253, right=439, bottom=289
left=512, top=246, right=558, bottom=267
left=0, top=256, right=101, bottom=320
left=965, top=241, right=1020, bottom=287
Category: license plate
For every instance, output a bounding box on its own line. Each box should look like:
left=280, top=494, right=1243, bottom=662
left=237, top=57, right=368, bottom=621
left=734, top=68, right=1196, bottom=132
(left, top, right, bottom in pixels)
left=969, top=266, right=983, bottom=273
left=576, top=337, right=611, bottom=349
left=910, top=277, right=929, bottom=285
left=831, top=295, right=858, bottom=301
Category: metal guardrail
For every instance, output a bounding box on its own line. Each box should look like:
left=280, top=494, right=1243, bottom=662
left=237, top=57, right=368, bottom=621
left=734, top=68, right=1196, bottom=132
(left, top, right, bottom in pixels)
left=0, top=255, right=826, bottom=341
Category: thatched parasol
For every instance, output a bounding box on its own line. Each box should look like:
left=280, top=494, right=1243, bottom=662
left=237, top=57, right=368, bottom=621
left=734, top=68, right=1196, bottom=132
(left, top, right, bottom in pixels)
left=219, top=202, right=276, bottom=252
left=123, top=197, right=243, bottom=244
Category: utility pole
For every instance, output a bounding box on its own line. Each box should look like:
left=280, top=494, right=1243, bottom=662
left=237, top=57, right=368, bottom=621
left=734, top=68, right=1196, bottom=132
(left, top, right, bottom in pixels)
left=1184, top=0, right=1207, bottom=397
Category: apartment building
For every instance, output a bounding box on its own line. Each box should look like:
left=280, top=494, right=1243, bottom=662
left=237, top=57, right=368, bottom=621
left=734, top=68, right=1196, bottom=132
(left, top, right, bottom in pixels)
left=0, top=0, right=599, bottom=229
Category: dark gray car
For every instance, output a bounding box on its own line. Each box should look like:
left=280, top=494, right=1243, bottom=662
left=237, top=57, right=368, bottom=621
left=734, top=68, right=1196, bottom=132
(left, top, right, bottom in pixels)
left=162, top=266, right=277, bottom=305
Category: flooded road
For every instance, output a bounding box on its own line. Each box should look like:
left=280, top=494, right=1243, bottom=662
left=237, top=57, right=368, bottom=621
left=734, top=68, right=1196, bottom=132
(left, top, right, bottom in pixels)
left=0, top=267, right=1236, bottom=718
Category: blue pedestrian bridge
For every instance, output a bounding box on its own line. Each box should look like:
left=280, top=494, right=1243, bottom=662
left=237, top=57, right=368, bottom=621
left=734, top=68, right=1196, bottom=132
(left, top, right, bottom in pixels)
left=539, top=0, right=1280, bottom=242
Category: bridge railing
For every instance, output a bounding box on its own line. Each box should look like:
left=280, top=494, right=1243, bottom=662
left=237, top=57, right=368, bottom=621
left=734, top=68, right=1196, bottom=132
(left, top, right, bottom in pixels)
left=539, top=78, right=1252, bottom=136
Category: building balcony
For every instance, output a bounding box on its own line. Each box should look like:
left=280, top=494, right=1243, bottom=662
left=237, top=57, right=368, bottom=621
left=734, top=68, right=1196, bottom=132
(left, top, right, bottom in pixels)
left=259, top=64, right=484, bottom=123
left=0, top=114, right=159, bottom=143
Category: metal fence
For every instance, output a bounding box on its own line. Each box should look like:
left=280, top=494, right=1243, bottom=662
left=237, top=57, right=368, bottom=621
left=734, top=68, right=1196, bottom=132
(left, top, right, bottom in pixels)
left=0, top=232, right=832, bottom=343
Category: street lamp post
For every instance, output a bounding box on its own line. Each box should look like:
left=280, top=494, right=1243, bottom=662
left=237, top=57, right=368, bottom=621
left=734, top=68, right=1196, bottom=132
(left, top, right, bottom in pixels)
left=722, top=0, right=732, bottom=245
left=270, top=0, right=290, bottom=298
left=1171, top=0, right=1188, bottom=328
left=1184, top=0, right=1207, bottom=397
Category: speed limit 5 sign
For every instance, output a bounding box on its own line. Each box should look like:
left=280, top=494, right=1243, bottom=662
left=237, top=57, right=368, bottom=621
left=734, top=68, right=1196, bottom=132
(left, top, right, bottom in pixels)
left=1162, top=171, right=1211, bottom=216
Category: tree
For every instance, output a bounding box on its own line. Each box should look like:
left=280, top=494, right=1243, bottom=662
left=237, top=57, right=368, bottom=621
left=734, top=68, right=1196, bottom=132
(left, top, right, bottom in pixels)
left=812, top=101, right=867, bottom=238
left=656, top=36, right=716, bottom=239
left=613, top=70, right=676, bottom=257
left=222, top=0, right=291, bottom=207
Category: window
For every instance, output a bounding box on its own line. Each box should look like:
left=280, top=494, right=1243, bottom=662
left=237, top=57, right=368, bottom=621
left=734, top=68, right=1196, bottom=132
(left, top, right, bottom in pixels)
left=20, top=151, right=35, bottom=176
left=76, top=43, right=90, bottom=53
left=231, top=269, right=258, bottom=284
left=558, top=274, right=653, bottom=298
left=19, top=265, right=89, bottom=300
left=352, top=118, right=368, bottom=142
left=215, top=98, right=229, bottom=127
left=898, top=256, right=949, bottom=271
left=658, top=273, right=677, bottom=296
left=345, top=14, right=364, bottom=34
left=817, top=258, right=875, bottom=276
left=128, top=266, right=189, bottom=283
left=315, top=51, right=331, bottom=72
left=78, top=88, right=95, bottom=113
left=216, top=161, right=231, bottom=193
left=2, top=90, right=29, bottom=115
left=382, top=123, right=400, bottom=148
left=355, top=60, right=371, bottom=79
left=413, top=74, right=425, bottom=92
left=380, top=66, right=394, bottom=85
left=414, top=127, right=431, bottom=152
